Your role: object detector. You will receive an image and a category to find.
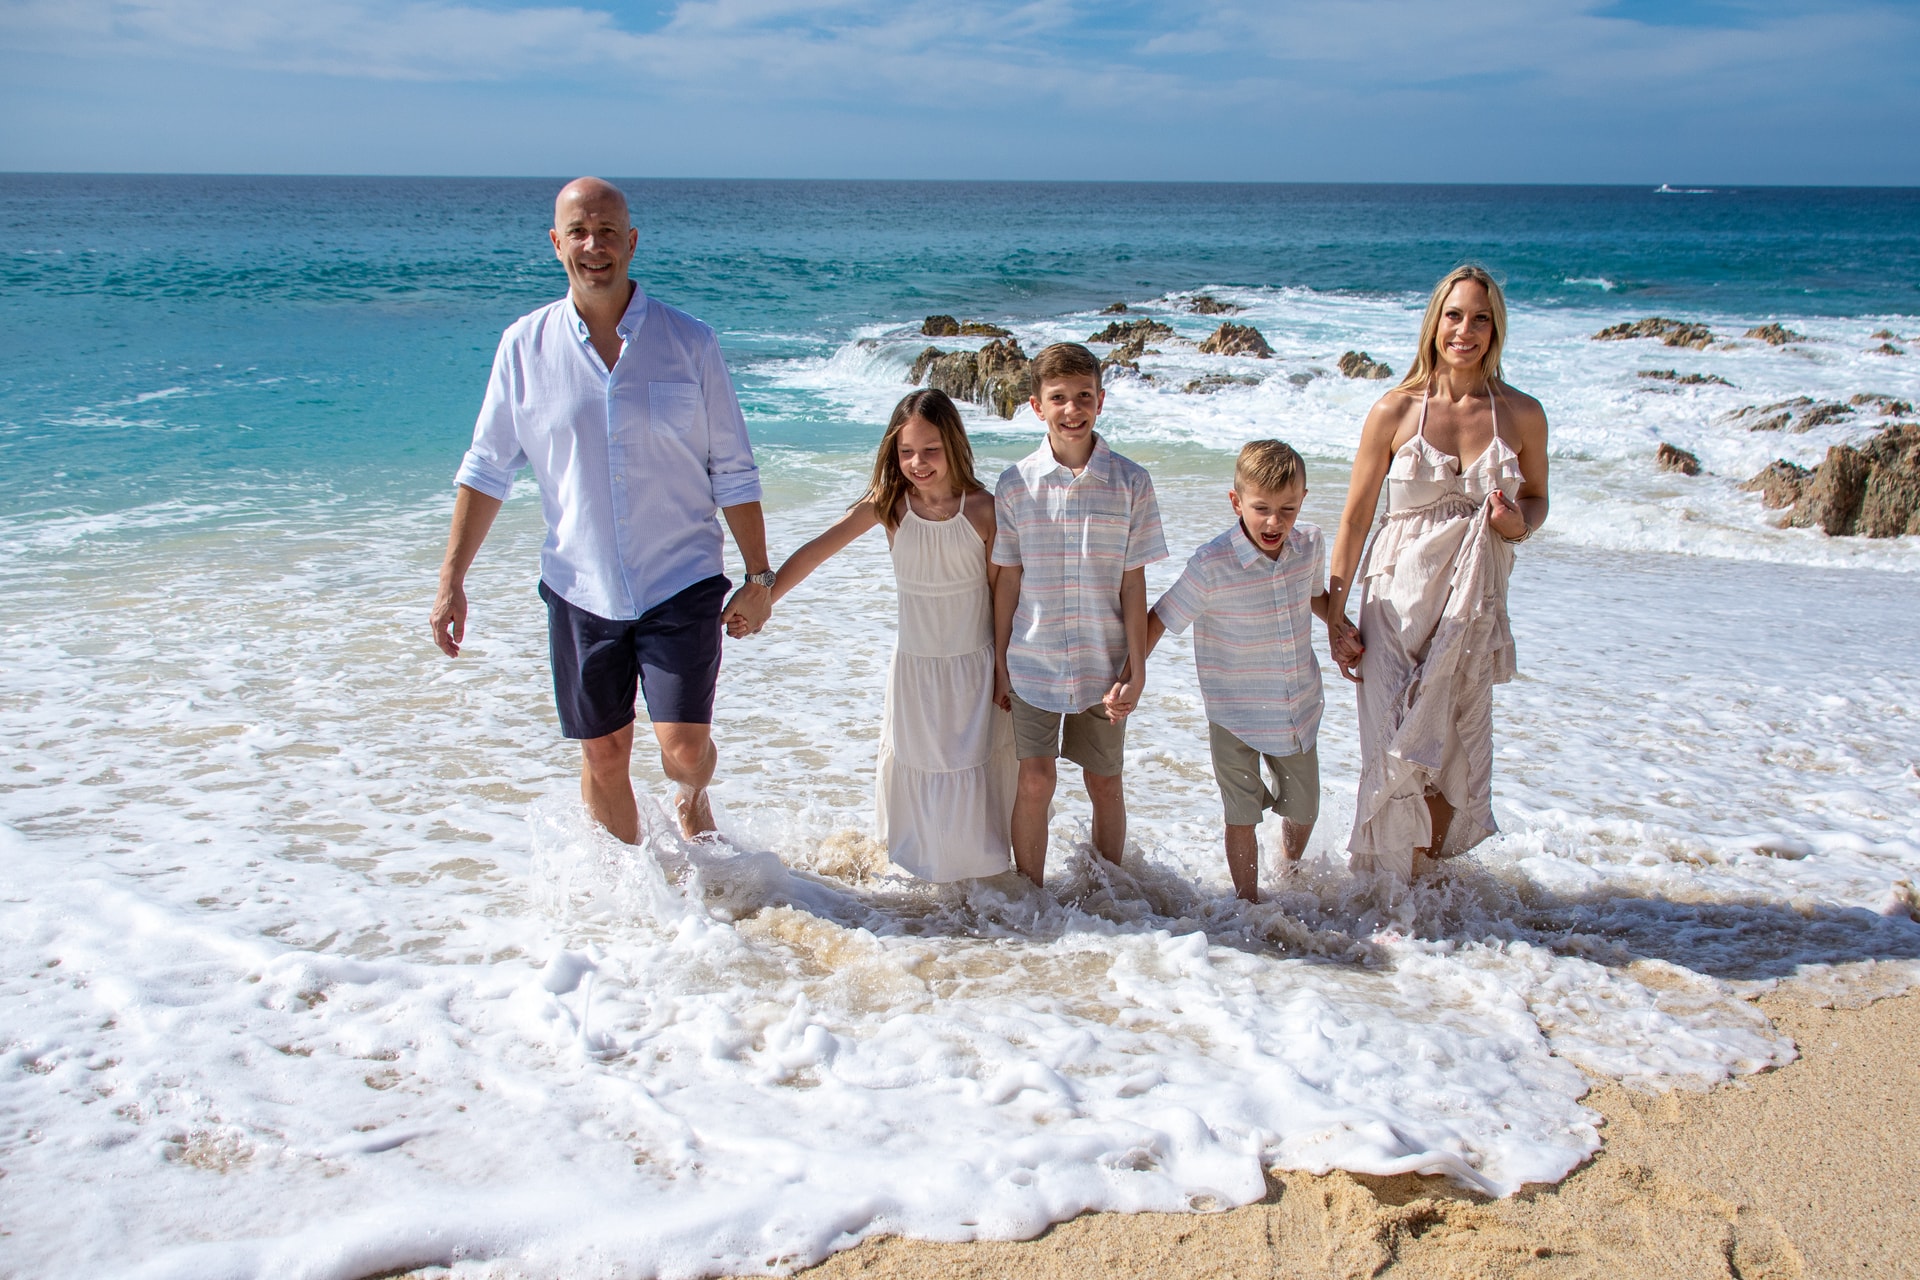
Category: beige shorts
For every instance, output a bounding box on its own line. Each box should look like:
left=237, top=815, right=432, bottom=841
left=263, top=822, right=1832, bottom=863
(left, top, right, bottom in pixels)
left=1009, top=689, right=1127, bottom=777
left=1208, top=723, right=1319, bottom=828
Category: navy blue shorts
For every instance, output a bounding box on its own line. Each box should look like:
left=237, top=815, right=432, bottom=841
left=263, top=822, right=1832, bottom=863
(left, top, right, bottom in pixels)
left=540, top=575, right=730, bottom=740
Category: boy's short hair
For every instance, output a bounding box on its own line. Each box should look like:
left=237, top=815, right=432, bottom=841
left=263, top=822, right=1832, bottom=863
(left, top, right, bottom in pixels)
left=1029, top=342, right=1102, bottom=392
left=1234, top=440, right=1305, bottom=494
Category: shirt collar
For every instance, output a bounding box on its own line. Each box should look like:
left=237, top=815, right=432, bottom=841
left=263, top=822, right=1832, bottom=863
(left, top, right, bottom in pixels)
left=1019, top=432, right=1113, bottom=482
left=568, top=282, right=650, bottom=342
left=1229, top=519, right=1300, bottom=570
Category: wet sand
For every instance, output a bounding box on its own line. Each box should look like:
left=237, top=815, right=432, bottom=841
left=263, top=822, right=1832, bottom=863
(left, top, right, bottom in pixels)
left=801, top=990, right=1920, bottom=1280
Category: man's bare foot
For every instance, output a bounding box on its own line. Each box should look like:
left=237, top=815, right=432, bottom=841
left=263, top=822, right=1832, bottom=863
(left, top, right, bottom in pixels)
left=674, top=784, right=715, bottom=838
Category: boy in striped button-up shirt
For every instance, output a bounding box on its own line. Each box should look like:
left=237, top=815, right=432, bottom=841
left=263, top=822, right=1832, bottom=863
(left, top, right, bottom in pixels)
left=1147, top=440, right=1363, bottom=903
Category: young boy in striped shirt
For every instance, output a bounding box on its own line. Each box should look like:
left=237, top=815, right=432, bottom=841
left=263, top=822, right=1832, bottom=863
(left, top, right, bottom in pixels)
left=993, top=342, right=1168, bottom=888
left=1146, top=440, right=1362, bottom=902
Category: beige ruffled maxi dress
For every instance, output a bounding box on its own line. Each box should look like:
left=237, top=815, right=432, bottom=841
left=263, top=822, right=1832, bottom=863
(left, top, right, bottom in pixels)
left=874, top=504, right=1017, bottom=881
left=1349, top=390, right=1525, bottom=880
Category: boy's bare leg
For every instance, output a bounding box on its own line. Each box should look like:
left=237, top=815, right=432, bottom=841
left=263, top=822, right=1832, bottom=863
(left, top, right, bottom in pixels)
left=580, top=724, right=640, bottom=844
left=654, top=722, right=717, bottom=837
left=1013, top=756, right=1057, bottom=885
left=1225, top=823, right=1260, bottom=902
left=1281, top=817, right=1312, bottom=866
left=1084, top=769, right=1126, bottom=865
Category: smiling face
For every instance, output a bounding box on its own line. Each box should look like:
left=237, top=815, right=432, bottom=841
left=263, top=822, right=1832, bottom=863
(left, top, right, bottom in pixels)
left=1229, top=477, right=1306, bottom=559
left=895, top=415, right=953, bottom=496
left=1435, top=277, right=1497, bottom=376
left=1031, top=373, right=1105, bottom=456
left=549, top=180, right=637, bottom=307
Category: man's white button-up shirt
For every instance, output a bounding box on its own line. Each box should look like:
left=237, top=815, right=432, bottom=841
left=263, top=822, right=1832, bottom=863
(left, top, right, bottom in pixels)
left=992, top=435, right=1167, bottom=713
left=454, top=286, right=761, bottom=621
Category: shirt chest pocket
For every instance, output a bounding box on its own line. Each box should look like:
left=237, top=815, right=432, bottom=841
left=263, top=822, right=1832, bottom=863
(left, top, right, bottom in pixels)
left=648, top=381, right=702, bottom=437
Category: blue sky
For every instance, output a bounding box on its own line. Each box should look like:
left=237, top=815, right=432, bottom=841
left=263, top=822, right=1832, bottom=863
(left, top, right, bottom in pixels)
left=1, top=0, right=1915, bottom=182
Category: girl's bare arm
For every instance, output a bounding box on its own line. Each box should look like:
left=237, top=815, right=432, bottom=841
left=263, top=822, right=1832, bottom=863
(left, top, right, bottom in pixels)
left=770, top=502, right=882, bottom=604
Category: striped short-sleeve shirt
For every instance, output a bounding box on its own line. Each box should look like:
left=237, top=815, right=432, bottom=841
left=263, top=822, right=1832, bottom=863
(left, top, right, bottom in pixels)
left=1152, top=520, right=1326, bottom=756
left=993, top=436, right=1168, bottom=713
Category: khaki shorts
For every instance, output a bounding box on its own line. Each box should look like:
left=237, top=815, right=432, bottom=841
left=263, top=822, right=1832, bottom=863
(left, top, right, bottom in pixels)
left=1208, top=723, right=1319, bottom=828
left=1009, top=689, right=1127, bottom=777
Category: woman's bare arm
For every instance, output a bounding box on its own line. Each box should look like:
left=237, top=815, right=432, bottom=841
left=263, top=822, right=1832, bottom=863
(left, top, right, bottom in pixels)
left=1327, top=395, right=1411, bottom=622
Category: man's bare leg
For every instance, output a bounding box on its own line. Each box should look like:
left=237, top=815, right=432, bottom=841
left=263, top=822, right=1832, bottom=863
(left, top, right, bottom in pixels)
left=1225, top=823, right=1260, bottom=902
left=1085, top=769, right=1126, bottom=866
left=1281, top=817, right=1312, bottom=865
left=654, top=722, right=717, bottom=837
left=580, top=724, right=640, bottom=844
left=1013, top=756, right=1057, bottom=886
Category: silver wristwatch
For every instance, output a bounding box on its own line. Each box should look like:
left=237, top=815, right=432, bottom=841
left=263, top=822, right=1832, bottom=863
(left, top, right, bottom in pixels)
left=743, top=570, right=777, bottom=590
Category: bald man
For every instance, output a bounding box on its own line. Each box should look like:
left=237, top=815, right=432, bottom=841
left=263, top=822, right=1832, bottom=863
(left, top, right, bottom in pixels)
left=432, top=177, right=774, bottom=843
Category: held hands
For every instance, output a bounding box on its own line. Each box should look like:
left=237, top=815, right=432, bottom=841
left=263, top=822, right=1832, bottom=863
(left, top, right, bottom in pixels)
left=722, top=582, right=773, bottom=638
left=431, top=576, right=467, bottom=657
left=993, top=662, right=1013, bottom=713
left=1487, top=488, right=1528, bottom=541
left=1329, top=614, right=1364, bottom=683
left=1103, top=660, right=1142, bottom=721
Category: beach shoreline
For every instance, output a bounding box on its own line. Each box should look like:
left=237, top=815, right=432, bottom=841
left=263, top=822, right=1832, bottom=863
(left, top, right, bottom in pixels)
left=800, top=988, right=1920, bottom=1280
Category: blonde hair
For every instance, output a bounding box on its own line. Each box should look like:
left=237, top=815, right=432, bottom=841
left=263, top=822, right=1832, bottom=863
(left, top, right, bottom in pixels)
left=860, top=389, right=982, bottom=531
left=1234, top=440, right=1305, bottom=494
left=1395, top=264, right=1508, bottom=394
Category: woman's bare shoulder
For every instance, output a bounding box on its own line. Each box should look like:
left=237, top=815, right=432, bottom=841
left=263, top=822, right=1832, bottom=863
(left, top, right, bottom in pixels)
left=1494, top=381, right=1548, bottom=426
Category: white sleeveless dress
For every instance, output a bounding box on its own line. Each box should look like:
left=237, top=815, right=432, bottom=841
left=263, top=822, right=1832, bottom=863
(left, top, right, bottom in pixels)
left=1349, top=389, right=1526, bottom=881
left=874, top=505, right=1017, bottom=881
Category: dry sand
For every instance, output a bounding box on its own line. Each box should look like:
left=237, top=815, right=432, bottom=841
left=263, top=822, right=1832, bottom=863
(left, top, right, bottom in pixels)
left=801, top=991, right=1920, bottom=1280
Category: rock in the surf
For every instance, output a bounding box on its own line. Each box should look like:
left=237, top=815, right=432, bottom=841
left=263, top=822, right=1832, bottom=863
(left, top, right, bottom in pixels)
left=1795, top=402, right=1854, bottom=432
left=1184, top=374, right=1261, bottom=394
left=1871, top=342, right=1906, bottom=356
left=1089, top=318, right=1173, bottom=346
left=1745, top=323, right=1804, bottom=346
left=1338, top=350, right=1392, bottom=380
left=1199, top=322, right=1273, bottom=358
left=1593, top=317, right=1715, bottom=349
left=908, top=339, right=1032, bottom=418
left=1745, top=425, right=1920, bottom=536
left=1872, top=329, right=1898, bottom=340
left=1640, top=369, right=1734, bottom=386
left=1188, top=294, right=1242, bottom=315
left=1850, top=393, right=1913, bottom=416
left=1656, top=443, right=1702, bottom=476
left=921, top=315, right=1011, bottom=338
left=1101, top=301, right=1129, bottom=314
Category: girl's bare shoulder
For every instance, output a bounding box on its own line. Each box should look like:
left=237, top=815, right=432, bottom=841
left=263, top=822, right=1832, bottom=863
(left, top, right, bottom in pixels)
left=963, top=487, right=996, bottom=537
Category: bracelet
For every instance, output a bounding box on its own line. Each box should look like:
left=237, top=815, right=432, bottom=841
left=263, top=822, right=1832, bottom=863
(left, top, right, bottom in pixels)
left=1501, top=522, right=1532, bottom=545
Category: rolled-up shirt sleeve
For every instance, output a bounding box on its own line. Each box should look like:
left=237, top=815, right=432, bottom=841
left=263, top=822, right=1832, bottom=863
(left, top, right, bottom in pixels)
left=1152, top=553, right=1208, bottom=635
left=453, top=333, right=528, bottom=501
left=700, top=331, right=762, bottom=508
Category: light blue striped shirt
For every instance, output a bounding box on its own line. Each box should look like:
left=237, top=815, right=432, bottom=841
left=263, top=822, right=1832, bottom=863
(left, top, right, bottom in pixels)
left=1153, top=521, right=1325, bottom=756
left=454, top=287, right=761, bottom=621
left=993, top=436, right=1167, bottom=713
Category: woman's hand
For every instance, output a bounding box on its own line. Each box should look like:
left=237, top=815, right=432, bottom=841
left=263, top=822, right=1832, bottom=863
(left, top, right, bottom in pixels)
left=1329, top=616, right=1364, bottom=683
left=1487, top=488, right=1529, bottom=541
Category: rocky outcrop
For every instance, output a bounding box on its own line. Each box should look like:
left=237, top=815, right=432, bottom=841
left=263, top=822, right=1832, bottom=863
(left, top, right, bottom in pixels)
left=1745, top=323, right=1804, bottom=346
left=1593, top=317, right=1714, bottom=349
left=1100, top=301, right=1129, bottom=314
left=1640, top=369, right=1733, bottom=386
left=921, top=315, right=1011, bottom=338
left=1338, top=350, right=1392, bottom=380
left=1089, top=318, right=1173, bottom=346
left=1850, top=393, right=1913, bottom=416
left=1184, top=374, right=1260, bottom=394
left=1188, top=294, right=1242, bottom=315
left=1871, top=342, right=1906, bottom=356
left=1196, top=323, right=1271, bottom=358
left=1742, top=425, right=1920, bottom=537
left=1872, top=329, right=1898, bottom=340
left=908, top=338, right=1032, bottom=418
left=1655, top=443, right=1702, bottom=476
left=1726, top=397, right=1853, bottom=433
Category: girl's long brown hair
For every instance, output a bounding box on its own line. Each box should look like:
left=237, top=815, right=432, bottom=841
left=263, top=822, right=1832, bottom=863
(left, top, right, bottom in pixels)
left=1394, top=264, right=1509, bottom=395
left=861, top=388, right=983, bottom=530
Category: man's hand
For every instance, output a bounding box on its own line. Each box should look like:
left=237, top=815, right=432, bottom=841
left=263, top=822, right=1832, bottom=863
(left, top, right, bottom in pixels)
left=1487, top=488, right=1528, bottom=541
left=1103, top=662, right=1142, bottom=721
left=1330, top=615, right=1364, bottom=683
left=723, top=582, right=772, bottom=638
left=431, top=576, right=468, bottom=657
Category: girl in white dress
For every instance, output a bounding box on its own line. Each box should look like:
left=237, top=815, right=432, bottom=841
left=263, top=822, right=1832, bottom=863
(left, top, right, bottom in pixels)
left=769, top=389, right=1016, bottom=882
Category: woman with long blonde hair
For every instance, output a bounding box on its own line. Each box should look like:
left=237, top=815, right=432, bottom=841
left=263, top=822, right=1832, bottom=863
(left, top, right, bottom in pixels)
left=752, top=388, right=1016, bottom=881
left=1325, top=265, right=1550, bottom=881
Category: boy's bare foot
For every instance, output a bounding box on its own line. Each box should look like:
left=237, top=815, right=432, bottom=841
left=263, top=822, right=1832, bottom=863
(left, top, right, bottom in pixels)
left=674, top=784, right=715, bottom=838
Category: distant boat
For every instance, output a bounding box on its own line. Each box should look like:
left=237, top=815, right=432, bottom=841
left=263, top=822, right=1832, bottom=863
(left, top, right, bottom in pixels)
left=1655, top=183, right=1716, bottom=194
